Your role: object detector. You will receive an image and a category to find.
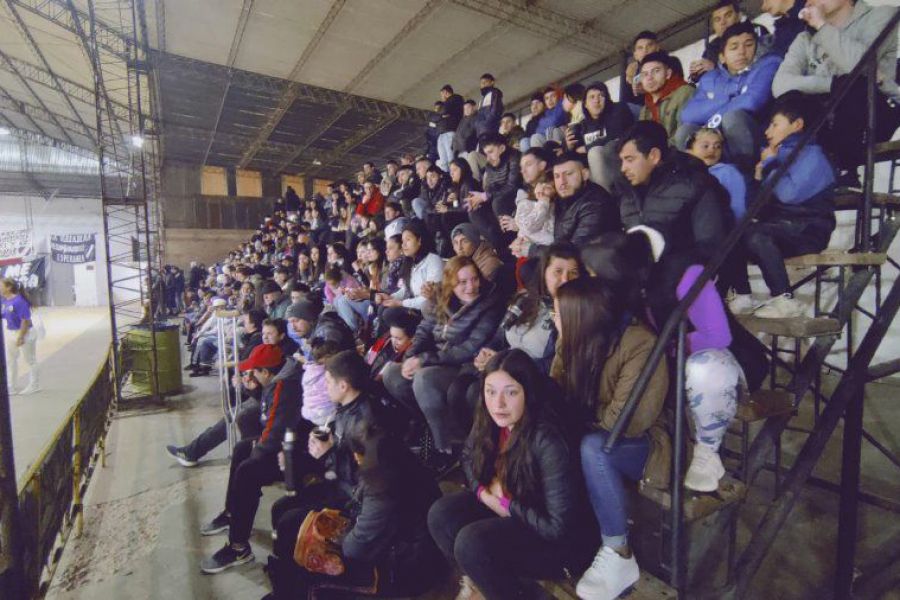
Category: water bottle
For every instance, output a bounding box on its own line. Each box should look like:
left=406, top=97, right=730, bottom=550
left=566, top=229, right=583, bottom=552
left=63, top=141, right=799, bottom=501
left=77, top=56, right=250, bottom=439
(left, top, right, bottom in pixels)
left=283, top=428, right=296, bottom=497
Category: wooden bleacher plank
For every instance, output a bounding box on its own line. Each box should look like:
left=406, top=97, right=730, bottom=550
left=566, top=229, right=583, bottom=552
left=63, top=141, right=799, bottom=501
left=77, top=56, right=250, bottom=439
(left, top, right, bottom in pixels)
left=833, top=190, right=900, bottom=211
left=784, top=251, right=887, bottom=267
left=874, top=139, right=900, bottom=162
left=638, top=475, right=746, bottom=522
left=737, top=389, right=794, bottom=422
left=539, top=570, right=676, bottom=600
left=735, top=314, right=841, bottom=338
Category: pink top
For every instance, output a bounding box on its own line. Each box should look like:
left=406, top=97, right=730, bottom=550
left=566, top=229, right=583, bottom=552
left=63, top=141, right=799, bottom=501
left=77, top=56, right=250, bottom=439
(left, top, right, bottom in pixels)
left=324, top=274, right=363, bottom=304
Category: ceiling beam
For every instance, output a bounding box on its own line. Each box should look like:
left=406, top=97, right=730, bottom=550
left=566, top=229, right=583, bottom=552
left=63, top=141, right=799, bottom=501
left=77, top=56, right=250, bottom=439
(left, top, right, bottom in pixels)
left=0, top=122, right=99, bottom=161
left=343, top=0, right=446, bottom=94
left=0, top=50, right=78, bottom=145
left=201, top=0, right=254, bottom=166
left=6, top=0, right=130, bottom=60
left=394, top=20, right=514, bottom=104
left=449, top=0, right=623, bottom=56
left=269, top=106, right=351, bottom=174
left=235, top=0, right=347, bottom=168
left=0, top=86, right=52, bottom=138
left=305, top=114, right=399, bottom=177
left=3, top=0, right=94, bottom=139
left=0, top=88, right=93, bottom=144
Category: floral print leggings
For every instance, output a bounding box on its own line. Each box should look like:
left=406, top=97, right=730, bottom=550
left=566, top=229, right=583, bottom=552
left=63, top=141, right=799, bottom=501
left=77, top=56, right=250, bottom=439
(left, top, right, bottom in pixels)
left=685, top=348, right=744, bottom=452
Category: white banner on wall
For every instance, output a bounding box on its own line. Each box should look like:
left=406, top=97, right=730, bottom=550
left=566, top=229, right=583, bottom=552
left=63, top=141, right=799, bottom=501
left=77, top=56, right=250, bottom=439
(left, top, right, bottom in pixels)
left=0, top=229, right=32, bottom=265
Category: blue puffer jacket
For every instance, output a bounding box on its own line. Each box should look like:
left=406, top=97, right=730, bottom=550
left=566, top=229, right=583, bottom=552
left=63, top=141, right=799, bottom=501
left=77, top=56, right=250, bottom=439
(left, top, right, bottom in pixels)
left=533, top=102, right=567, bottom=137
left=760, top=132, right=836, bottom=225
left=680, top=53, right=782, bottom=127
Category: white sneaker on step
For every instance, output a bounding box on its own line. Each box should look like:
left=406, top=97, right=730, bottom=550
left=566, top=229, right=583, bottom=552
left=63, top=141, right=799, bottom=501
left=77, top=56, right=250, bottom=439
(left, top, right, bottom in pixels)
left=727, top=293, right=757, bottom=315
left=455, top=575, right=484, bottom=600
left=576, top=546, right=640, bottom=600
left=753, top=294, right=804, bottom=319
left=684, top=444, right=726, bottom=492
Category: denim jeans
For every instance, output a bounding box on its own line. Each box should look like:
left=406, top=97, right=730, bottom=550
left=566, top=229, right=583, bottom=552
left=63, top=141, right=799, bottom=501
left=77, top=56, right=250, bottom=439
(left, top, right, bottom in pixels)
left=195, top=336, right=218, bottom=365
left=333, top=295, right=371, bottom=332
left=427, top=491, right=567, bottom=599
left=412, top=197, right=428, bottom=220
left=580, top=429, right=649, bottom=548
left=587, top=143, right=621, bottom=193
left=437, top=131, right=455, bottom=171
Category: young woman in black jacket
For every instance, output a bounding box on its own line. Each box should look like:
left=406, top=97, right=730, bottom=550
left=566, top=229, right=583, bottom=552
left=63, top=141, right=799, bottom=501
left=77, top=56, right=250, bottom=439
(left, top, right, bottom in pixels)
left=428, top=349, right=588, bottom=600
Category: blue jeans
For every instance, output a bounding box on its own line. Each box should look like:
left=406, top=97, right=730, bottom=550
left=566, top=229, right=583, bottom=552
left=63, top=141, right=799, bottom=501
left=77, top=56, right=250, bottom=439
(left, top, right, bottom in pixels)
left=580, top=429, right=649, bottom=548
left=333, top=295, right=371, bottom=332
left=195, top=336, right=218, bottom=365
left=437, top=131, right=455, bottom=171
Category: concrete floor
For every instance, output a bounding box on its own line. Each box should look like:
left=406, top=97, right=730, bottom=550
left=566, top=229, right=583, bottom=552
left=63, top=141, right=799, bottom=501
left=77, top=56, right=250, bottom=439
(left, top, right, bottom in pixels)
left=45, top=360, right=900, bottom=600
left=9, top=306, right=110, bottom=483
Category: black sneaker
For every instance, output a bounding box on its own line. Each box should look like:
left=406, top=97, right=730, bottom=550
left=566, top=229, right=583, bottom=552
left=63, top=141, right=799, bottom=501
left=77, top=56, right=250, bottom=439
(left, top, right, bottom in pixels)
left=200, top=543, right=253, bottom=574
left=165, top=445, right=198, bottom=467
left=200, top=511, right=231, bottom=536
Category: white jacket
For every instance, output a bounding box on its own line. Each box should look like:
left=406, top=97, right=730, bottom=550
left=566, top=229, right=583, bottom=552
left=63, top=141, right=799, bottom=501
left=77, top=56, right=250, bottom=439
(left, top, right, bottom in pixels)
left=392, top=252, right=444, bottom=311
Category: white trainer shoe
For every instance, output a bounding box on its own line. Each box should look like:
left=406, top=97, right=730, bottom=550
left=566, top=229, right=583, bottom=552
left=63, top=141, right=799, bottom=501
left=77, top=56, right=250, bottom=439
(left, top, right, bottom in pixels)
left=576, top=546, right=640, bottom=600
left=455, top=576, right=484, bottom=600
left=684, top=443, right=726, bottom=492
left=727, top=293, right=757, bottom=315
left=753, top=294, right=805, bottom=319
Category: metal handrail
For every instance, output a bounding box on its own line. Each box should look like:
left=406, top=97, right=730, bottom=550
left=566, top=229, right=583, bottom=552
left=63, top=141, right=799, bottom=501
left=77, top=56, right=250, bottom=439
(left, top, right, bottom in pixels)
left=603, top=9, right=900, bottom=454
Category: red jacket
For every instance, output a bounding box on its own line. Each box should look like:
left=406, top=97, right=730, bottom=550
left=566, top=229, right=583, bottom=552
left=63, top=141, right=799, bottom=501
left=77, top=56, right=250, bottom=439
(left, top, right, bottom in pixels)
left=356, top=188, right=385, bottom=217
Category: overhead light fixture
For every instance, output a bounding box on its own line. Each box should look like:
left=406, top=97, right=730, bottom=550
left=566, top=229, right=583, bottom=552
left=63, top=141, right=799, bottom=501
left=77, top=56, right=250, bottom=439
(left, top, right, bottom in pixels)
left=312, top=159, right=322, bottom=166
left=130, top=134, right=144, bottom=149
left=0, top=127, right=10, bottom=136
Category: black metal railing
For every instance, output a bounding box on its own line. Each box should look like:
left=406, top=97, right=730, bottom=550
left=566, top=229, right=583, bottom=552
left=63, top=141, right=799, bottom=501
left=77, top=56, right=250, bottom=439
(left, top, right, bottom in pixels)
left=602, top=9, right=900, bottom=597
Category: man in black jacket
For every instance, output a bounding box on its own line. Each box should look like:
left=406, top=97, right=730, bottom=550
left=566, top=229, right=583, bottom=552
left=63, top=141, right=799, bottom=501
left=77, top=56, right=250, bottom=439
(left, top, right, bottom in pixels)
left=467, top=132, right=522, bottom=255
left=526, top=151, right=622, bottom=258
left=474, top=73, right=503, bottom=139
left=437, top=84, right=463, bottom=172
left=454, top=100, right=483, bottom=180
left=200, top=344, right=303, bottom=574
left=425, top=101, right=442, bottom=164
left=616, top=121, right=729, bottom=322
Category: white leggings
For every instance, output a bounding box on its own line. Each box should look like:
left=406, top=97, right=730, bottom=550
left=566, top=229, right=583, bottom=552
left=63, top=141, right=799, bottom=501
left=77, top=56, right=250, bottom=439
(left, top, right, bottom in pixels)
left=685, top=348, right=743, bottom=452
left=4, top=327, right=37, bottom=389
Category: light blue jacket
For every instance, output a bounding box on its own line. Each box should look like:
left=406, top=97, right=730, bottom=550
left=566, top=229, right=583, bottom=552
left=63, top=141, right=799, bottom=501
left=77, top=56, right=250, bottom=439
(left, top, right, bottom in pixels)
left=681, top=53, right=782, bottom=126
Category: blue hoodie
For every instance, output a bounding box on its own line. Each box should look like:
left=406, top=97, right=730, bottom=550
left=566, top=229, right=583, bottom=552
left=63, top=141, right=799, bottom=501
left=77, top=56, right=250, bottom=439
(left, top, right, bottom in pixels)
left=533, top=101, right=567, bottom=137
left=681, top=53, right=782, bottom=127
left=709, top=162, right=747, bottom=221
left=760, top=132, right=836, bottom=225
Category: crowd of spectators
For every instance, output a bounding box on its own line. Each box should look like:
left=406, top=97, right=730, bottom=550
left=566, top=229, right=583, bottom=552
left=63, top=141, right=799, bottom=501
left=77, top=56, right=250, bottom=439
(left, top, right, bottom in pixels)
left=163, top=1, right=898, bottom=598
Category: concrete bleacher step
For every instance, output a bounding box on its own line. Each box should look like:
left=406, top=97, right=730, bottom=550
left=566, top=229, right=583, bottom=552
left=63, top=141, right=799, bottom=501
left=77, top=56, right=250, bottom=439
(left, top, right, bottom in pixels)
left=736, top=389, right=795, bottom=423
left=539, top=571, right=676, bottom=600
left=833, top=190, right=900, bottom=211
left=784, top=250, right=887, bottom=267
left=735, top=313, right=842, bottom=338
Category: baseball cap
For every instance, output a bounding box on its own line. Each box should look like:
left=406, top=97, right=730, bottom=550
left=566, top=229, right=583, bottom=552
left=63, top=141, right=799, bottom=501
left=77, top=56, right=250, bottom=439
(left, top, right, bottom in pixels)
left=238, top=344, right=284, bottom=372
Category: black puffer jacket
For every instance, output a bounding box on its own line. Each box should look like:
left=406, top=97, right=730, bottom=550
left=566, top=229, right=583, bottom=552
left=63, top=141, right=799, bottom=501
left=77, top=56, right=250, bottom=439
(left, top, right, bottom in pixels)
left=325, top=391, right=381, bottom=496
left=580, top=102, right=635, bottom=151
left=439, top=93, right=464, bottom=134
left=342, top=439, right=443, bottom=594
left=409, top=282, right=505, bottom=367
left=483, top=148, right=522, bottom=216
left=453, top=114, right=478, bottom=154
left=461, top=422, right=580, bottom=543
left=616, top=151, right=728, bottom=259
left=420, top=177, right=449, bottom=212
left=529, top=182, right=621, bottom=257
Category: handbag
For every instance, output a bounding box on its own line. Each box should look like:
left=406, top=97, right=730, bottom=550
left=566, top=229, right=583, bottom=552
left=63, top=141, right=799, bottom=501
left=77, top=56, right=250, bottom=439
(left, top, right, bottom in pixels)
left=293, top=508, right=351, bottom=576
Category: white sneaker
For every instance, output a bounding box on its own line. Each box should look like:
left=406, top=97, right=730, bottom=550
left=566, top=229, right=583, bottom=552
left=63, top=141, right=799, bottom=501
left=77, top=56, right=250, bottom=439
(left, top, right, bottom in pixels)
left=18, top=383, right=40, bottom=395
left=455, top=576, right=484, bottom=600
left=576, top=546, right=640, bottom=600
left=753, top=294, right=805, bottom=319
left=727, top=293, right=757, bottom=315
left=684, top=444, right=726, bottom=492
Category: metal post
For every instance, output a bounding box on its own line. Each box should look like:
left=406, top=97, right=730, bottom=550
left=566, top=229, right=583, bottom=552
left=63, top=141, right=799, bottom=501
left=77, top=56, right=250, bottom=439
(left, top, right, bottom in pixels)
left=835, top=382, right=865, bottom=596
left=0, top=327, right=25, bottom=598
left=72, top=410, right=83, bottom=536
left=671, top=320, right=687, bottom=595
left=860, top=54, right=877, bottom=252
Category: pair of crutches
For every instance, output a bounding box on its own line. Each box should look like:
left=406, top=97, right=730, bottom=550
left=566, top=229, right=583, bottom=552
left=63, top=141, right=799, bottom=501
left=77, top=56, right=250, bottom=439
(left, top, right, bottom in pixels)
left=215, top=309, right=243, bottom=456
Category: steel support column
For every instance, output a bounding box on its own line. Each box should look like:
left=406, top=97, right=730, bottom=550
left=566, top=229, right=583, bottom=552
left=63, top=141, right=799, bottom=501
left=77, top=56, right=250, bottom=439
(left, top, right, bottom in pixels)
left=0, top=327, right=25, bottom=599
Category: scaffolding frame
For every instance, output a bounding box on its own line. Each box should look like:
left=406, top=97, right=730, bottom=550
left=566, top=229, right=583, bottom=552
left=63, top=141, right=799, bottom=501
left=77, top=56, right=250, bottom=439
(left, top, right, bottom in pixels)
left=69, top=0, right=164, bottom=402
